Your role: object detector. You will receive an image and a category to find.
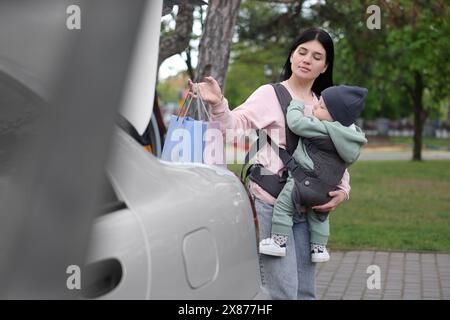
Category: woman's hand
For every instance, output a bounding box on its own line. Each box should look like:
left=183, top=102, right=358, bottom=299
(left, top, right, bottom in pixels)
left=188, top=77, right=223, bottom=106
left=312, top=190, right=347, bottom=212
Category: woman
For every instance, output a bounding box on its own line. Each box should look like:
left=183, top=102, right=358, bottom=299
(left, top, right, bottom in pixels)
left=190, top=28, right=350, bottom=299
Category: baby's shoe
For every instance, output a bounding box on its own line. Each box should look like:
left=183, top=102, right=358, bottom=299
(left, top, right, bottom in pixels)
left=311, top=243, right=330, bottom=262
left=259, top=238, right=286, bottom=257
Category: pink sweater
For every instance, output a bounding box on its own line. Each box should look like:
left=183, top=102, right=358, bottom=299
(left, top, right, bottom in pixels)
left=211, top=81, right=351, bottom=205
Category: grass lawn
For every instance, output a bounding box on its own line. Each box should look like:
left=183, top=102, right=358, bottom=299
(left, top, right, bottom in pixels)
left=329, top=160, right=450, bottom=252
left=229, top=160, right=450, bottom=252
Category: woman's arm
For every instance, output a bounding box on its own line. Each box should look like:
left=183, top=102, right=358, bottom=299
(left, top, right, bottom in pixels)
left=189, top=77, right=277, bottom=132
left=312, top=169, right=350, bottom=212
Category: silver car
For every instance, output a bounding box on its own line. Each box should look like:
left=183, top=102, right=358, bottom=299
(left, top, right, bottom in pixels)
left=0, top=0, right=267, bottom=299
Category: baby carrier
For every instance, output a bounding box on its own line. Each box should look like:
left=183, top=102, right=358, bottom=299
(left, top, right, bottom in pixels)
left=241, top=83, right=348, bottom=218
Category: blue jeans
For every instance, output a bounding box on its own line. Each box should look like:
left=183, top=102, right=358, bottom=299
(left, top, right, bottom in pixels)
left=255, top=197, right=316, bottom=300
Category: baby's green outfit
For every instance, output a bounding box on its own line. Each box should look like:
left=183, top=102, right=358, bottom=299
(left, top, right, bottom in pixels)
left=271, top=100, right=367, bottom=246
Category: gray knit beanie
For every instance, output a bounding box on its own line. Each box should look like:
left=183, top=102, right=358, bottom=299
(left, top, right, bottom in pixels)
left=321, top=85, right=368, bottom=126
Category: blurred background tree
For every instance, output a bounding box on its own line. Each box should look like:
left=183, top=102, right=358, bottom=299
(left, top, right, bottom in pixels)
left=195, top=0, right=242, bottom=90
left=312, top=0, right=449, bottom=160
left=158, top=0, right=449, bottom=160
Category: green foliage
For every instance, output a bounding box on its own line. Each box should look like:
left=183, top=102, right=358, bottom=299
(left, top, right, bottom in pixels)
left=160, top=0, right=449, bottom=123
left=157, top=72, right=189, bottom=103
left=224, top=0, right=316, bottom=108
left=157, top=80, right=178, bottom=103
left=316, top=0, right=449, bottom=120
left=236, top=0, right=309, bottom=47
left=225, top=42, right=285, bottom=108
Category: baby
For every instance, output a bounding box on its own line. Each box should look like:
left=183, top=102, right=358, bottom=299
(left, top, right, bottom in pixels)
left=259, top=85, right=368, bottom=262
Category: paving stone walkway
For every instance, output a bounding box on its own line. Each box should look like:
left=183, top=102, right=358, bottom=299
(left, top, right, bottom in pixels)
left=315, top=251, right=450, bottom=300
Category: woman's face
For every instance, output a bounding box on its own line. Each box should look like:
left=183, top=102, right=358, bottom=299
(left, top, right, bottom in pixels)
left=290, top=40, right=328, bottom=81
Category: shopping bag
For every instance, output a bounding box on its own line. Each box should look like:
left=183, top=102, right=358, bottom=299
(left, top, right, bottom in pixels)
left=190, top=83, right=226, bottom=166
left=161, top=115, right=207, bottom=162
left=161, top=83, right=210, bottom=163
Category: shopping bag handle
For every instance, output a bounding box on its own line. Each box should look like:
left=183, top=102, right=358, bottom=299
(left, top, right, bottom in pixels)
left=177, top=90, right=194, bottom=121
left=194, top=83, right=211, bottom=121
left=178, top=83, right=211, bottom=121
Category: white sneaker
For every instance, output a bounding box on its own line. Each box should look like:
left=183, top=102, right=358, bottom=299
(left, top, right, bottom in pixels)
left=259, top=238, right=286, bottom=257
left=311, top=244, right=330, bottom=263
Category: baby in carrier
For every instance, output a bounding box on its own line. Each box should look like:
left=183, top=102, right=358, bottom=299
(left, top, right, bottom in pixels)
left=259, top=85, right=368, bottom=262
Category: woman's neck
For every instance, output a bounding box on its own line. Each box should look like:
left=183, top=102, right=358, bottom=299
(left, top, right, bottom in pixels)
left=286, top=76, right=315, bottom=100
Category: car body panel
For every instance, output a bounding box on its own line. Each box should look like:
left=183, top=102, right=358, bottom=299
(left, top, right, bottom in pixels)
left=0, top=0, right=269, bottom=300
left=86, top=208, right=149, bottom=299
left=0, top=0, right=149, bottom=298
left=103, top=129, right=266, bottom=299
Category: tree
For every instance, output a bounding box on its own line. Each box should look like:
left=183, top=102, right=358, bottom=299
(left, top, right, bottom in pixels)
left=375, top=1, right=448, bottom=161
left=158, top=0, right=242, bottom=91
left=195, top=0, right=242, bottom=91
left=158, top=3, right=195, bottom=68
left=384, top=1, right=449, bottom=160
left=224, top=0, right=311, bottom=107
left=314, top=0, right=449, bottom=160
left=236, top=0, right=307, bottom=48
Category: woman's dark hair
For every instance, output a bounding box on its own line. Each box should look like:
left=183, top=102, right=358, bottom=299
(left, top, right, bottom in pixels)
left=280, top=28, right=334, bottom=96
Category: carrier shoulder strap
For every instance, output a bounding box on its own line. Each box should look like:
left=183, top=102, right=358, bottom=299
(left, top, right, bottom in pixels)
left=240, top=83, right=299, bottom=181
left=270, top=83, right=300, bottom=155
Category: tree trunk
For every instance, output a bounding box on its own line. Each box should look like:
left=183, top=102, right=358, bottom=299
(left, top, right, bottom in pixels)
left=446, top=104, right=450, bottom=129
left=158, top=3, right=195, bottom=68
left=195, top=0, right=241, bottom=91
left=412, top=71, right=426, bottom=161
